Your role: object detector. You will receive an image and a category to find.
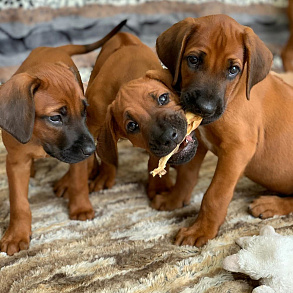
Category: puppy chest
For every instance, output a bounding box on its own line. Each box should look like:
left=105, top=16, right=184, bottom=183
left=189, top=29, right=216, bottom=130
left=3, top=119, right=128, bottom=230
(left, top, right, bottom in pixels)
left=197, top=127, right=217, bottom=154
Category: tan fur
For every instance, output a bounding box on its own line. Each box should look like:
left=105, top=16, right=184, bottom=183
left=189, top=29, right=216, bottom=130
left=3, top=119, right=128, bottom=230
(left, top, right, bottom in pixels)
left=155, top=14, right=293, bottom=247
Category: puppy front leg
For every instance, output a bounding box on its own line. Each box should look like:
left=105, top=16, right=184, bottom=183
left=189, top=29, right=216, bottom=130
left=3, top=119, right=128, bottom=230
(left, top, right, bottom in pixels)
left=54, top=159, right=95, bottom=220
left=65, top=160, right=95, bottom=221
left=1, top=154, right=32, bottom=255
left=54, top=155, right=95, bottom=198
left=175, top=147, right=254, bottom=247
left=89, top=160, right=116, bottom=192
left=147, top=155, right=173, bottom=200
left=87, top=120, right=117, bottom=192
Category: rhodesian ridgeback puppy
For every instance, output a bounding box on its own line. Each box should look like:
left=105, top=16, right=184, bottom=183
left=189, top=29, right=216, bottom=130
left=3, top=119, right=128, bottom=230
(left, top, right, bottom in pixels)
left=54, top=32, right=198, bottom=209
left=155, top=14, right=293, bottom=247
left=0, top=20, right=126, bottom=255
left=282, top=0, right=293, bottom=71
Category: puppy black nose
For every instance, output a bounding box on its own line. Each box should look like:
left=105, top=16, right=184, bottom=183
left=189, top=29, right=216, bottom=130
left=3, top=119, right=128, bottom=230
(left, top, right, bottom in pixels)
left=196, top=101, right=216, bottom=116
left=81, top=141, right=96, bottom=157
left=182, top=91, right=217, bottom=118
left=161, top=127, right=178, bottom=146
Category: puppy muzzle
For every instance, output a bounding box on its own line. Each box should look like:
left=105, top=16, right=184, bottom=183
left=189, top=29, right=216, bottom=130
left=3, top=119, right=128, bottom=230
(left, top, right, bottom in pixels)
left=148, top=114, right=186, bottom=158
left=148, top=112, right=198, bottom=165
left=44, top=132, right=96, bottom=164
left=181, top=90, right=225, bottom=124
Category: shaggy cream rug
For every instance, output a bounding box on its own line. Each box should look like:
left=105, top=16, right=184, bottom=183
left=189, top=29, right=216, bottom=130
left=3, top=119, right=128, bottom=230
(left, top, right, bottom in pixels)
left=0, top=136, right=292, bottom=293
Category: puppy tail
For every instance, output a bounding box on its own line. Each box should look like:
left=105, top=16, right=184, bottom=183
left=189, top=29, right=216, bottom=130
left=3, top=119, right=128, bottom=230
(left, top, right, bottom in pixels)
left=60, top=19, right=127, bottom=56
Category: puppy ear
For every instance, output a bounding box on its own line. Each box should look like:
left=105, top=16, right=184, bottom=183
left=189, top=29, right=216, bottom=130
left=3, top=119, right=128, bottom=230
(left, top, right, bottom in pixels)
left=243, top=27, right=273, bottom=100
left=0, top=73, right=41, bottom=143
left=145, top=68, right=174, bottom=90
left=96, top=105, right=119, bottom=167
left=156, top=18, right=197, bottom=87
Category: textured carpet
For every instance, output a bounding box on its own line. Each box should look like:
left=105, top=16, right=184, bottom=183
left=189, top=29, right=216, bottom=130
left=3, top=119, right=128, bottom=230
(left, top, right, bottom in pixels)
left=0, top=135, right=292, bottom=292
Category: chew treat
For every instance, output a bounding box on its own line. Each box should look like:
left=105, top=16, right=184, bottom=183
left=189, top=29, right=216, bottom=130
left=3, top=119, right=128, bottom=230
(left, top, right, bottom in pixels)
left=185, top=112, right=202, bottom=135
left=150, top=112, right=202, bottom=177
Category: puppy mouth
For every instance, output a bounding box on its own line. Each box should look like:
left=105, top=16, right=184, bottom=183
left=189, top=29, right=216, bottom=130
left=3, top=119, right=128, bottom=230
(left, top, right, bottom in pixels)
left=45, top=149, right=92, bottom=164
left=167, top=130, right=198, bottom=165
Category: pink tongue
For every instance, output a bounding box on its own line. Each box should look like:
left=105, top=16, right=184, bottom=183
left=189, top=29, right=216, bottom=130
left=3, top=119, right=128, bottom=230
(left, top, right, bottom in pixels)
left=178, top=135, right=192, bottom=151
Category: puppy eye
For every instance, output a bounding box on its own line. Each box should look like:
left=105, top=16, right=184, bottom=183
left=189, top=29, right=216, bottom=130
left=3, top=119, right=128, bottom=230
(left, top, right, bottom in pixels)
left=158, top=93, right=169, bottom=105
left=48, top=115, right=63, bottom=126
left=127, top=121, right=139, bottom=133
left=187, top=55, right=199, bottom=66
left=228, top=66, right=240, bottom=78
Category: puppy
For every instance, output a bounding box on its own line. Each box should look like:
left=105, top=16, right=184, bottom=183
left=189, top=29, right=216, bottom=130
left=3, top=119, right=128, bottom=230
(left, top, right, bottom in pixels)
left=54, top=32, right=198, bottom=213
left=0, top=20, right=126, bottom=255
left=155, top=14, right=293, bottom=247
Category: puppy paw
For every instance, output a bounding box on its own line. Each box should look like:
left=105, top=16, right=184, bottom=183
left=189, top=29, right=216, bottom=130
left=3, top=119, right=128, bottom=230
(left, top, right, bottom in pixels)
left=0, top=227, right=31, bottom=255
left=89, top=173, right=116, bottom=192
left=69, top=200, right=95, bottom=221
left=249, top=195, right=293, bottom=219
left=147, top=183, right=173, bottom=200
left=174, top=221, right=218, bottom=247
left=150, top=192, right=189, bottom=211
left=70, top=209, right=95, bottom=221
left=54, top=171, right=70, bottom=198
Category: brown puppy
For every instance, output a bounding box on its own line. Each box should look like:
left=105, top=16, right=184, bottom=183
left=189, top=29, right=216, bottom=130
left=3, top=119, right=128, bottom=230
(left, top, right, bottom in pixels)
left=54, top=32, right=198, bottom=211
left=282, top=0, right=293, bottom=71
left=155, top=14, right=293, bottom=247
left=0, top=20, right=126, bottom=255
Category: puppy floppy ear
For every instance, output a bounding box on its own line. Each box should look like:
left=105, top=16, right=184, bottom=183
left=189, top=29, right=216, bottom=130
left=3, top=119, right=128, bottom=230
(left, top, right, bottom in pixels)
left=0, top=73, right=41, bottom=143
left=145, top=68, right=174, bottom=90
left=243, top=27, right=273, bottom=100
left=96, top=104, right=119, bottom=167
left=156, top=18, right=197, bottom=87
